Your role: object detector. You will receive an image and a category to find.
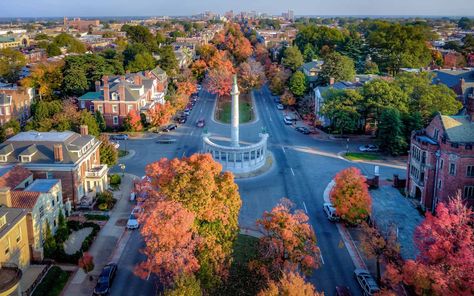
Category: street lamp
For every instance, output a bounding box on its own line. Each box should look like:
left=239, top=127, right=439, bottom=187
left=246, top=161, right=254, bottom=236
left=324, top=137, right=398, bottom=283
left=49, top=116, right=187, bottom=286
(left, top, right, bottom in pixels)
left=119, top=163, right=126, bottom=177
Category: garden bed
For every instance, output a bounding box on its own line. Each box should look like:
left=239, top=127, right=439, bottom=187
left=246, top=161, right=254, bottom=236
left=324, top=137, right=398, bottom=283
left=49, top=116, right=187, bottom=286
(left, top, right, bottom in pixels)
left=32, top=266, right=71, bottom=296
left=215, top=94, right=253, bottom=124
left=118, top=150, right=129, bottom=158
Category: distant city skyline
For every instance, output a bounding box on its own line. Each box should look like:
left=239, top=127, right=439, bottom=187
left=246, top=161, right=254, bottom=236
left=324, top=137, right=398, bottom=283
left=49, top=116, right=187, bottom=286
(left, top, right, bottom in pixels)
left=2, top=0, right=474, bottom=18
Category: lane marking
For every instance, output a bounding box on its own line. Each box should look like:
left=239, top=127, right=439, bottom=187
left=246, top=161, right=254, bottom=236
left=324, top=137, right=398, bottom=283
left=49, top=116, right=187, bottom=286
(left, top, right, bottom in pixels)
left=146, top=270, right=151, bottom=280
left=269, top=117, right=272, bottom=122
left=281, top=146, right=286, bottom=154
left=200, top=108, right=203, bottom=113
left=320, top=253, right=325, bottom=265
left=303, top=201, right=308, bottom=214
left=181, top=151, right=186, bottom=158
left=290, top=168, right=295, bottom=176
left=190, top=131, right=194, bottom=136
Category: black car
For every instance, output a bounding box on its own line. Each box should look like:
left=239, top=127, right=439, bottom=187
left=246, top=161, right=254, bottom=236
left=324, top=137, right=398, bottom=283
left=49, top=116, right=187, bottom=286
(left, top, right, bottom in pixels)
left=162, top=124, right=177, bottom=132
left=178, top=116, right=187, bottom=124
left=93, top=263, right=117, bottom=295
left=295, top=127, right=310, bottom=134
left=109, top=134, right=128, bottom=141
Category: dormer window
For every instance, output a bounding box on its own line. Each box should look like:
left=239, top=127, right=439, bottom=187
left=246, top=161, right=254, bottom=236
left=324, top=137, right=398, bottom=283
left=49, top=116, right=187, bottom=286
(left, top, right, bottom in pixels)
left=112, top=92, right=118, bottom=100
left=21, top=155, right=31, bottom=162
left=0, top=215, right=6, bottom=228
left=0, top=155, right=6, bottom=162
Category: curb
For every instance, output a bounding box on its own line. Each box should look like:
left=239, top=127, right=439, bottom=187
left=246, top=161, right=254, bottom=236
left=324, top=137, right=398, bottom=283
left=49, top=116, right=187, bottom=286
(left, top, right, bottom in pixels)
left=324, top=180, right=367, bottom=270
left=337, top=151, right=406, bottom=170
left=118, top=149, right=136, bottom=161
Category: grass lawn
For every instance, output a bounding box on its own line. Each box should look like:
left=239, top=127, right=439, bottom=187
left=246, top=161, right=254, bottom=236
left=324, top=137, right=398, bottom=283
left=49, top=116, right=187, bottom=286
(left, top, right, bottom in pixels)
left=32, top=266, right=71, bottom=296
left=216, top=94, right=253, bottom=124
left=232, top=234, right=259, bottom=265
left=118, top=150, right=129, bottom=158
left=345, top=152, right=381, bottom=161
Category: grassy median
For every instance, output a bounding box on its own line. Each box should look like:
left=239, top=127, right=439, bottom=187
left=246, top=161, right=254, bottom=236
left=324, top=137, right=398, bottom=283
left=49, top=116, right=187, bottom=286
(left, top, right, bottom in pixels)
left=345, top=152, right=381, bottom=161
left=216, top=94, right=253, bottom=124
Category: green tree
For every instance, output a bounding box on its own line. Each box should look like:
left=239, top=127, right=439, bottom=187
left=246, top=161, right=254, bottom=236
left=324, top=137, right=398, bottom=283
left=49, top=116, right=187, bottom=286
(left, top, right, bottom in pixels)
left=95, top=110, right=106, bottom=132
left=46, top=43, right=61, bottom=57
left=55, top=210, right=69, bottom=243
left=321, top=89, right=362, bottom=135
left=52, top=33, right=86, bottom=53
left=77, top=110, right=100, bottom=136
left=402, top=111, right=423, bottom=144
left=458, top=17, right=474, bottom=30
left=289, top=71, right=307, bottom=97
left=282, top=46, right=304, bottom=72
left=127, top=52, right=156, bottom=73
left=294, top=24, right=346, bottom=52
left=99, top=135, right=118, bottom=167
left=378, top=108, right=407, bottom=155
left=62, top=67, right=88, bottom=96
left=364, top=59, right=379, bottom=74
left=43, top=222, right=57, bottom=258
left=157, top=45, right=178, bottom=76
left=0, top=48, right=27, bottom=83
left=122, top=24, right=158, bottom=52
left=164, top=274, right=202, bottom=296
left=302, top=43, right=317, bottom=62
left=319, top=52, right=356, bottom=85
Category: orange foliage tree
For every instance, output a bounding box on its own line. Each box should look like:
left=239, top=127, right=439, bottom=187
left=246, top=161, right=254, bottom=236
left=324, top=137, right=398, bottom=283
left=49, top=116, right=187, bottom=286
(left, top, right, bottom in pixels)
left=280, top=90, right=296, bottom=107
left=385, top=194, right=474, bottom=296
left=176, top=81, right=197, bottom=97
left=255, top=43, right=270, bottom=65
left=190, top=59, right=208, bottom=81
left=257, top=271, right=323, bottom=296
left=149, top=102, right=174, bottom=127
left=252, top=198, right=320, bottom=281
left=123, top=109, right=143, bottom=132
left=135, top=199, right=200, bottom=286
left=142, top=154, right=242, bottom=290
left=78, top=252, right=95, bottom=274
left=330, top=167, right=372, bottom=225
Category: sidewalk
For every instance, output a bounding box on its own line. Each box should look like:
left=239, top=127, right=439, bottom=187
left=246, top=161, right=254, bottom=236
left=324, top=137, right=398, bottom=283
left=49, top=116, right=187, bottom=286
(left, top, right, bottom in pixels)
left=62, top=173, right=139, bottom=296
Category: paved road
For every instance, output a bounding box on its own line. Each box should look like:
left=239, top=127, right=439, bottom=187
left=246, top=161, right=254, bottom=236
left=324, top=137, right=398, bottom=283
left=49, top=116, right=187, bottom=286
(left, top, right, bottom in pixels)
left=110, top=86, right=405, bottom=296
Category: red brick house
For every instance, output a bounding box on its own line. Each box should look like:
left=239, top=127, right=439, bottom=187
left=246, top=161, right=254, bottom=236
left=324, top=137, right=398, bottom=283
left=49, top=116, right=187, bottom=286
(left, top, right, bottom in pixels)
left=0, top=84, right=34, bottom=126
left=406, top=98, right=474, bottom=212
left=78, top=67, right=168, bottom=128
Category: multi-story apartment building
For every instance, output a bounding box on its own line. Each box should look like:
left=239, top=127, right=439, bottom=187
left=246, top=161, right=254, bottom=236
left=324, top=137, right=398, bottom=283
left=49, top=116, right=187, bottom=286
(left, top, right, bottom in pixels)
left=0, top=127, right=108, bottom=207
left=0, top=206, right=29, bottom=296
left=406, top=97, right=474, bottom=211
left=78, top=67, right=168, bottom=128
left=0, top=84, right=34, bottom=126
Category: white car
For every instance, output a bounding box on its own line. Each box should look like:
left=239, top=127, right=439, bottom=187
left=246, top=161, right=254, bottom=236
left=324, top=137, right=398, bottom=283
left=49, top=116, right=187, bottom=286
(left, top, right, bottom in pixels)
left=276, top=103, right=284, bottom=110
left=196, top=85, right=202, bottom=91
left=126, top=213, right=139, bottom=230
left=110, top=141, right=120, bottom=149
left=359, top=145, right=379, bottom=152
left=283, top=116, right=295, bottom=125
left=323, top=202, right=339, bottom=222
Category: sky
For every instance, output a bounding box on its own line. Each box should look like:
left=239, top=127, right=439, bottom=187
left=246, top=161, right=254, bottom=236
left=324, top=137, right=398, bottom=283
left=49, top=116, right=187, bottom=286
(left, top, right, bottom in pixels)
left=2, top=0, right=474, bottom=18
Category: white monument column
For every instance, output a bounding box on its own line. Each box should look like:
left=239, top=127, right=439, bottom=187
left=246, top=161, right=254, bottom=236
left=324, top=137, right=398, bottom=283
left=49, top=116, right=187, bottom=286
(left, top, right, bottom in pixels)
left=230, top=75, right=240, bottom=147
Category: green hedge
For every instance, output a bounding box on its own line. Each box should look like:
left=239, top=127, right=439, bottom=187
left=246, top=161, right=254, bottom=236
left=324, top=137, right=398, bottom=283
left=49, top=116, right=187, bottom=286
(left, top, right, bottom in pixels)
left=32, top=266, right=70, bottom=296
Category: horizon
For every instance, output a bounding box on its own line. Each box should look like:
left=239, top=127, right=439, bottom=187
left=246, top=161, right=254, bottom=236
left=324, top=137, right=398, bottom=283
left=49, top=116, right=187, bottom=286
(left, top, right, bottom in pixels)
left=2, top=0, right=474, bottom=18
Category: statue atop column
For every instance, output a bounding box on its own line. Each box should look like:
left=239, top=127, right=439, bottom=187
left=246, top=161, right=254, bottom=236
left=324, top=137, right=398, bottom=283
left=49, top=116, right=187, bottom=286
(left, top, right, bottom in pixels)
left=230, top=75, right=240, bottom=147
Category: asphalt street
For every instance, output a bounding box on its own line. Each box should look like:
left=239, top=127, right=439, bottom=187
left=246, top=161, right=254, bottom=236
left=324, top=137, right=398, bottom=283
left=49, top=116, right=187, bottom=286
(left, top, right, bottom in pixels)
left=109, top=86, right=405, bottom=296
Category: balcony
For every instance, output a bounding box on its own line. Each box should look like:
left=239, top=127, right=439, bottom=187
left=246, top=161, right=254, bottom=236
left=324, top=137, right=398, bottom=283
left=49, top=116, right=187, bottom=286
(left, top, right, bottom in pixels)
left=85, top=164, right=108, bottom=178
left=0, top=263, right=22, bottom=296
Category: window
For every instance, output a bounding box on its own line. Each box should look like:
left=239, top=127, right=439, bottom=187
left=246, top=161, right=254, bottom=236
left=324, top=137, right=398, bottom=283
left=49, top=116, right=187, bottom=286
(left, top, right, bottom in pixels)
left=449, top=163, right=456, bottom=175
left=438, top=179, right=442, bottom=189
left=127, top=104, right=133, bottom=113
left=80, top=101, right=85, bottom=109
left=97, top=105, right=103, bottom=113
left=0, top=155, right=6, bottom=162
left=433, top=128, right=439, bottom=140
left=4, top=238, right=10, bottom=255
left=112, top=92, right=118, bottom=100
left=90, top=105, right=94, bottom=112
left=439, top=159, right=444, bottom=170
left=0, top=108, right=3, bottom=115
left=464, top=186, right=474, bottom=199
left=0, top=215, right=6, bottom=228
left=46, top=172, right=53, bottom=179
left=113, top=116, right=119, bottom=125
left=112, top=105, right=118, bottom=113
left=5, top=108, right=10, bottom=116
left=20, top=156, right=31, bottom=163
left=467, top=166, right=474, bottom=177
left=451, top=142, right=459, bottom=148
left=39, top=205, right=44, bottom=218
left=466, top=144, right=472, bottom=150
left=16, top=226, right=21, bottom=243
left=51, top=198, right=55, bottom=207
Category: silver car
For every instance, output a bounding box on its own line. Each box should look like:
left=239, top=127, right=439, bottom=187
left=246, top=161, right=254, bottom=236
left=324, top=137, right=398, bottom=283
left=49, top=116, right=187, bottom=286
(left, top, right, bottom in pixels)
left=323, top=202, right=339, bottom=222
left=354, top=269, right=380, bottom=296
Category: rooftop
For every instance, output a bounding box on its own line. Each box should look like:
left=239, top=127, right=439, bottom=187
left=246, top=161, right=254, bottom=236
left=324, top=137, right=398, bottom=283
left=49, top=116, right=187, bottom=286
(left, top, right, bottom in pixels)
left=8, top=131, right=75, bottom=143
left=440, top=115, right=474, bottom=143
left=0, top=206, right=27, bottom=238
left=10, top=191, right=40, bottom=209
left=0, top=165, right=32, bottom=189
left=24, top=179, right=59, bottom=193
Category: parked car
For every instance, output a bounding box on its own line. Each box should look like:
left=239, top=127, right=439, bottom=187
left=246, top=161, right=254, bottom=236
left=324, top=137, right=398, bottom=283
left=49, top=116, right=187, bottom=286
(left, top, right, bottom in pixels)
left=196, top=119, right=205, bottom=128
left=156, top=136, right=177, bottom=144
left=295, top=126, right=310, bottom=134
left=335, top=286, right=352, bottom=296
left=274, top=97, right=281, bottom=103
left=93, top=263, right=117, bottom=295
left=184, top=109, right=190, bottom=116
left=283, top=116, right=295, bottom=125
left=276, top=103, right=284, bottom=110
left=110, top=134, right=128, bottom=141
left=323, top=202, right=339, bottom=222
left=359, top=145, right=379, bottom=152
left=196, top=84, right=202, bottom=91
left=178, top=116, right=187, bottom=124
left=162, top=124, right=178, bottom=132
left=126, top=213, right=139, bottom=230
left=354, top=269, right=380, bottom=296
left=129, top=192, right=136, bottom=202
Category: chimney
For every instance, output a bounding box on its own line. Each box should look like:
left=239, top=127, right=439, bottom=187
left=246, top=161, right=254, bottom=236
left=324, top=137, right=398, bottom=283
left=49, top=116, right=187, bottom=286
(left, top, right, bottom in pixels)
left=329, top=77, right=335, bottom=86
left=468, top=95, right=474, bottom=122
left=134, top=75, right=142, bottom=85
left=54, top=144, right=63, bottom=162
left=118, top=83, right=126, bottom=101
left=102, top=76, right=109, bottom=101
left=95, top=80, right=101, bottom=92
left=80, top=124, right=89, bottom=136
left=0, top=187, right=11, bottom=207
left=144, top=70, right=151, bottom=78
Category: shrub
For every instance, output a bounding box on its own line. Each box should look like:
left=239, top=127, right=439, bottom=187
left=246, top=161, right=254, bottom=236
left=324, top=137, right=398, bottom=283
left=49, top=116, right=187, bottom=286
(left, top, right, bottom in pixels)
left=32, top=266, right=70, bottom=296
left=96, top=190, right=115, bottom=209
left=98, top=203, right=108, bottom=211
left=110, top=174, right=121, bottom=186
left=85, top=213, right=109, bottom=221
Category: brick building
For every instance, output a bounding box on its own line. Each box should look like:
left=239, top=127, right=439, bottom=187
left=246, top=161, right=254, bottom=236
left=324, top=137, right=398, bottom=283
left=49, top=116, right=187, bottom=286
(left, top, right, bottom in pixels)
left=406, top=98, right=474, bottom=212
left=0, top=127, right=108, bottom=208
left=78, top=67, right=168, bottom=128
left=0, top=84, right=34, bottom=126
left=63, top=17, right=100, bottom=31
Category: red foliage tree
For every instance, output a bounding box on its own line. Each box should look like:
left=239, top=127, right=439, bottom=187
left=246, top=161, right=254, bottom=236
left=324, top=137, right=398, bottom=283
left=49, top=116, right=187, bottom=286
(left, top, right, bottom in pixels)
left=280, top=90, right=296, bottom=107
left=135, top=199, right=200, bottom=286
left=78, top=252, right=95, bottom=274
left=257, top=271, right=323, bottom=296
left=330, top=167, right=372, bottom=224
left=124, top=109, right=143, bottom=132
left=176, top=81, right=197, bottom=97
left=255, top=44, right=270, bottom=65
left=252, top=198, right=320, bottom=280
left=149, top=102, right=174, bottom=127
left=204, top=67, right=233, bottom=97
left=387, top=194, right=474, bottom=296
left=190, top=59, right=208, bottom=81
